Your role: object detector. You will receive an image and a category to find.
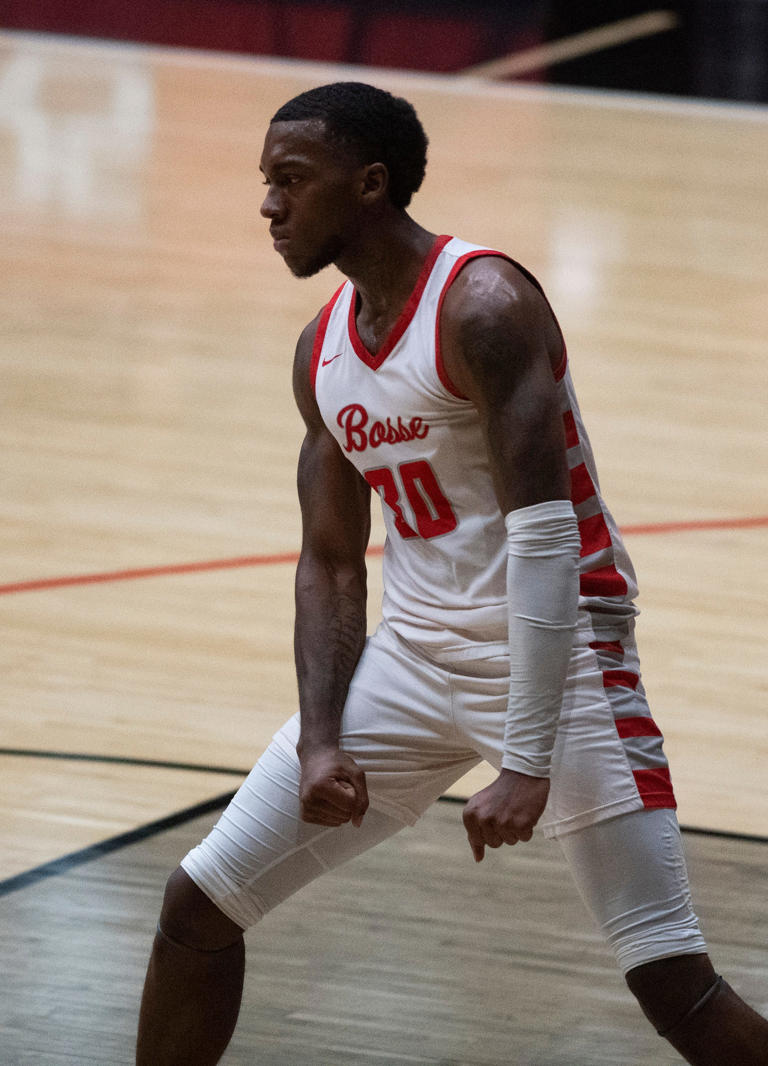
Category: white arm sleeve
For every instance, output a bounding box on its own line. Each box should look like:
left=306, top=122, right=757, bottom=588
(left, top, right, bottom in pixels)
left=503, top=499, right=581, bottom=778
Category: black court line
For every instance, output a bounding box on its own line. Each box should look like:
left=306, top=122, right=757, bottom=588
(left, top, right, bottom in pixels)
left=6, top=749, right=768, bottom=848
left=2, top=752, right=766, bottom=898
left=0, top=747, right=250, bottom=778
left=3, top=790, right=765, bottom=899
left=437, top=794, right=768, bottom=846
left=0, top=791, right=236, bottom=898
left=677, top=824, right=768, bottom=846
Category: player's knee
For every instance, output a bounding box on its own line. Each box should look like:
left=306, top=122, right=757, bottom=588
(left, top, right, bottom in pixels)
left=158, top=866, right=244, bottom=952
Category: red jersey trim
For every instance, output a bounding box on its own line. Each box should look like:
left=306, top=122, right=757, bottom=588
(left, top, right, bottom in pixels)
left=347, top=234, right=452, bottom=372
left=570, top=462, right=597, bottom=506
left=563, top=410, right=579, bottom=449
left=310, top=284, right=346, bottom=394
left=579, top=512, right=613, bottom=558
left=564, top=404, right=630, bottom=600
left=435, top=249, right=510, bottom=399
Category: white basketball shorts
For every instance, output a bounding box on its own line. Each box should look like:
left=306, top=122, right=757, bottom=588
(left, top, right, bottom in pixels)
left=181, top=617, right=706, bottom=971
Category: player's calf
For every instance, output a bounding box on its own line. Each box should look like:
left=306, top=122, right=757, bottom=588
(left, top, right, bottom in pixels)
left=626, top=953, right=768, bottom=1065
left=136, top=867, right=245, bottom=1066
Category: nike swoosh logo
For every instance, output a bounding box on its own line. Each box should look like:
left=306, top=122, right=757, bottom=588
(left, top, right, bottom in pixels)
left=321, top=353, right=343, bottom=366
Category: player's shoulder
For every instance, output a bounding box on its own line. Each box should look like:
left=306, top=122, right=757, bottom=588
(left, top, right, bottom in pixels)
left=292, top=307, right=326, bottom=419
left=439, top=244, right=563, bottom=383
left=293, top=286, right=352, bottom=424
left=444, top=250, right=542, bottom=320
left=293, top=282, right=348, bottom=369
left=294, top=308, right=323, bottom=364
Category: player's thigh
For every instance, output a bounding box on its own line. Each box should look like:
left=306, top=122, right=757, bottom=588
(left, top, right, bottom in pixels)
left=558, top=807, right=707, bottom=974
left=338, top=624, right=482, bottom=823
left=181, top=626, right=480, bottom=930
left=181, top=737, right=407, bottom=930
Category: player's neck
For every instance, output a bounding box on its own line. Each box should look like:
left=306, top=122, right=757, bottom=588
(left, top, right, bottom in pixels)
left=338, top=214, right=438, bottom=323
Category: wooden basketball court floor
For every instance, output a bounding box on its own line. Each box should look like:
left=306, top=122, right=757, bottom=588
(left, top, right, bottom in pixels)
left=0, top=29, right=766, bottom=1064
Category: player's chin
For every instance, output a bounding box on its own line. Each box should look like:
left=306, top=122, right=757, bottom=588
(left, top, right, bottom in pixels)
left=285, top=238, right=342, bottom=279
left=287, top=255, right=327, bottom=280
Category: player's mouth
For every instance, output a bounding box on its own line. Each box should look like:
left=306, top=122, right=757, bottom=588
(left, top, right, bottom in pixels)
left=271, top=230, right=290, bottom=253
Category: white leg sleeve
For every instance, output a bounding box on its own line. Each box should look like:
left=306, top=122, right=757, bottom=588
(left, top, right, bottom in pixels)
left=558, top=807, right=708, bottom=974
left=181, top=737, right=406, bottom=930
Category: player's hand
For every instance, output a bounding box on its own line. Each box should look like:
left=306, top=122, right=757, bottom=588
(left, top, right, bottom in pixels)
left=462, top=769, right=550, bottom=862
left=298, top=746, right=369, bottom=828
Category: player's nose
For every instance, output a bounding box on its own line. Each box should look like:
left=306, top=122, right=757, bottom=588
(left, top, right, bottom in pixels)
left=260, top=185, right=282, bottom=219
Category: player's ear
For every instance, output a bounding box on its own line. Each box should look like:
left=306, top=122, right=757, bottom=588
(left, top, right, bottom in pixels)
left=361, top=162, right=388, bottom=204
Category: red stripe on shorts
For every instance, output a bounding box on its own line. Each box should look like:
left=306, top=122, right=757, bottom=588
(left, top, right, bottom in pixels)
left=633, top=767, right=677, bottom=809
left=603, top=669, right=639, bottom=690
left=615, top=716, right=663, bottom=738
left=589, top=640, right=624, bottom=656
left=580, top=564, right=628, bottom=598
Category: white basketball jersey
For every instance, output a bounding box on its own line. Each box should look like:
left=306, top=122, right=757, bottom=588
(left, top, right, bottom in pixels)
left=312, top=235, right=638, bottom=662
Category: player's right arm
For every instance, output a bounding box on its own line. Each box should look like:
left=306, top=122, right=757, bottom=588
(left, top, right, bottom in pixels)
left=291, top=314, right=372, bottom=828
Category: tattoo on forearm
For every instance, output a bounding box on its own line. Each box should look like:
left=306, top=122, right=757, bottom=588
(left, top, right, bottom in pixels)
left=326, top=591, right=367, bottom=711
left=295, top=576, right=367, bottom=728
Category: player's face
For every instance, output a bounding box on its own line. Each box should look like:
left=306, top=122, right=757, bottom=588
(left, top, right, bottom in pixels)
left=259, top=120, right=366, bottom=278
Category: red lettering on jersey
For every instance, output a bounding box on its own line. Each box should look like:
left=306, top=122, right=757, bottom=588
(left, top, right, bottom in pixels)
left=338, top=403, right=368, bottom=452
left=337, top=404, right=429, bottom=453
left=369, top=419, right=385, bottom=448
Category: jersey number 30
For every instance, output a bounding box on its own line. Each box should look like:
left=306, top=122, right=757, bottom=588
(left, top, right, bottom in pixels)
left=365, top=460, right=457, bottom=540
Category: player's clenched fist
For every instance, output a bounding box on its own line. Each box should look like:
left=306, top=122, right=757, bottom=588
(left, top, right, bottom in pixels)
left=462, top=769, right=550, bottom=862
left=298, top=747, right=369, bottom=827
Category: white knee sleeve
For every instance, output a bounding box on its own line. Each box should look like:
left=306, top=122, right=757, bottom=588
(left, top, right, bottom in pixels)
left=558, top=808, right=708, bottom=974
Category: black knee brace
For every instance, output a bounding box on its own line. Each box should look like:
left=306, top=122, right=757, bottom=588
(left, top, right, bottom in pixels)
left=156, top=922, right=243, bottom=955
left=657, top=974, right=725, bottom=1039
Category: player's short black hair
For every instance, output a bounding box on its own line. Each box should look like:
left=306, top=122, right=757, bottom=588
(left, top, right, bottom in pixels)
left=271, top=82, right=428, bottom=209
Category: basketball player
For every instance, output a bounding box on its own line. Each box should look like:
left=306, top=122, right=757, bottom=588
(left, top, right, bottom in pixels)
left=136, top=83, right=768, bottom=1065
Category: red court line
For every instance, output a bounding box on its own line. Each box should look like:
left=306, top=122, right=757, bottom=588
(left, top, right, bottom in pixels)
left=0, top=516, right=766, bottom=597
left=620, top=515, right=768, bottom=536
left=0, top=550, right=317, bottom=596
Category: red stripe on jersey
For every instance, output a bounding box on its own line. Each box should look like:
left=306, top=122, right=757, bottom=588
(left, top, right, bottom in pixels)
left=633, top=767, right=677, bottom=810
left=603, top=669, right=640, bottom=690
left=310, top=284, right=346, bottom=393
left=580, top=564, right=628, bottom=597
left=435, top=247, right=511, bottom=399
left=615, top=715, right=662, bottom=738
left=563, top=410, right=579, bottom=449
left=570, top=462, right=596, bottom=506
left=578, top=512, right=612, bottom=557
left=349, top=234, right=452, bottom=371
left=589, top=640, right=624, bottom=656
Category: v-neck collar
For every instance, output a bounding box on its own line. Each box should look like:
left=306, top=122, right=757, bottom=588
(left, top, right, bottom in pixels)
left=347, top=234, right=452, bottom=371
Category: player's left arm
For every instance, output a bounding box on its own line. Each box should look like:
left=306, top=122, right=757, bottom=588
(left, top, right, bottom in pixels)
left=440, top=257, right=581, bottom=861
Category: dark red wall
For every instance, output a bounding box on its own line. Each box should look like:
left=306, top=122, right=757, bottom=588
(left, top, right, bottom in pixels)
left=0, top=0, right=543, bottom=74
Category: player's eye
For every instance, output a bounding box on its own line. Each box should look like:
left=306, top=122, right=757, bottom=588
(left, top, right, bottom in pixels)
left=262, top=172, right=303, bottom=189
